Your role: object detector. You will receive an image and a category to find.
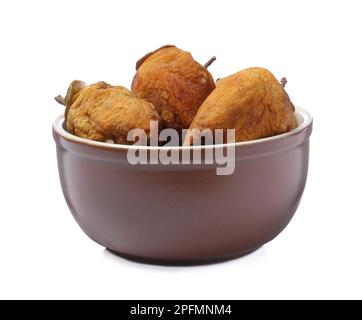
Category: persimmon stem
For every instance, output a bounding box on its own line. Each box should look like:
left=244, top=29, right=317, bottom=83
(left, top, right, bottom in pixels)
left=55, top=95, right=66, bottom=106
left=280, top=77, right=287, bottom=88
left=204, top=56, right=216, bottom=68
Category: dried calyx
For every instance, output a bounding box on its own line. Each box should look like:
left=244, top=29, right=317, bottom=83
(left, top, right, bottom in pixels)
left=55, top=80, right=87, bottom=120
left=135, top=45, right=176, bottom=70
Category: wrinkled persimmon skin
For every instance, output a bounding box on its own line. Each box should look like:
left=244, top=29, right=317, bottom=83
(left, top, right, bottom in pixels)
left=185, top=67, right=297, bottom=145
left=66, top=82, right=161, bottom=145
left=131, top=46, right=216, bottom=133
left=64, top=80, right=86, bottom=121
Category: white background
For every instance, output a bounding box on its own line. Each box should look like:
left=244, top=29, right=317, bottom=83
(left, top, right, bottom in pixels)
left=0, top=0, right=361, bottom=300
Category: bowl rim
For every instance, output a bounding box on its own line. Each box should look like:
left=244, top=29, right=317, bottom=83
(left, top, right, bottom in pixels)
left=53, top=106, right=312, bottom=151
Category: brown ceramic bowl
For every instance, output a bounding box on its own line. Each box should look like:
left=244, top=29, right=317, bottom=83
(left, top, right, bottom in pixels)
left=53, top=107, right=312, bottom=265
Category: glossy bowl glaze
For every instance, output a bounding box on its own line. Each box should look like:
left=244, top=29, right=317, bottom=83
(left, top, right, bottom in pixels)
left=53, top=107, right=312, bottom=265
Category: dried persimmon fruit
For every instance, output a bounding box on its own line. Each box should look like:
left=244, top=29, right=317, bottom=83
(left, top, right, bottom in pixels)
left=64, top=80, right=87, bottom=121
left=131, top=45, right=216, bottom=132
left=185, top=67, right=298, bottom=145
left=57, top=81, right=161, bottom=145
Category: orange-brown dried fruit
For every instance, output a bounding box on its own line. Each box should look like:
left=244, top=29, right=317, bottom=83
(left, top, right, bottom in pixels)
left=64, top=80, right=87, bottom=121
left=131, top=45, right=216, bottom=132
left=185, top=67, right=298, bottom=145
left=64, top=81, right=161, bottom=144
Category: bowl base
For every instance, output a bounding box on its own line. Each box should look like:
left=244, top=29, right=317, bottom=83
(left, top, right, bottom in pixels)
left=106, top=247, right=261, bottom=266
